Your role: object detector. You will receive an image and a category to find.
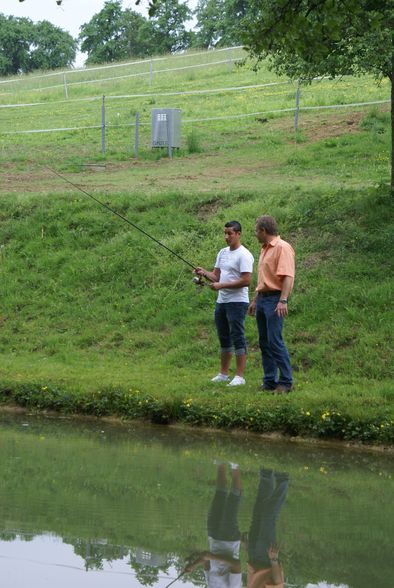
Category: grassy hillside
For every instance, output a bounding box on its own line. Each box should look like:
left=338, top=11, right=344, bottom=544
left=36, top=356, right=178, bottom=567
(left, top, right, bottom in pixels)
left=0, top=49, right=393, bottom=443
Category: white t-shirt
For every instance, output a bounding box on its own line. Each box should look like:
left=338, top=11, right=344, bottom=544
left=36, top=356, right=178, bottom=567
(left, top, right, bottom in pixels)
left=204, top=538, right=242, bottom=588
left=214, top=245, right=254, bottom=303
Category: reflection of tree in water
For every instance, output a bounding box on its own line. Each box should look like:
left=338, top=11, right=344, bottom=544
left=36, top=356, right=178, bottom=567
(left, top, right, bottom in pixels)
left=0, top=531, right=18, bottom=542
left=0, top=530, right=200, bottom=585
left=128, top=550, right=206, bottom=587
left=73, top=538, right=129, bottom=571
left=129, top=550, right=169, bottom=586
left=131, top=561, right=162, bottom=586
left=183, top=568, right=206, bottom=587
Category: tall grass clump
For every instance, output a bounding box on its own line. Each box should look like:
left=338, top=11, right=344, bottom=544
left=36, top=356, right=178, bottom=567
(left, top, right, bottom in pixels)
left=186, top=129, right=202, bottom=153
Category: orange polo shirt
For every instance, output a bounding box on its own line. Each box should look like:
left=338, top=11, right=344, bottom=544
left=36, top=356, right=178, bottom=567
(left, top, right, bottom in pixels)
left=247, top=564, right=284, bottom=588
left=256, top=235, right=295, bottom=293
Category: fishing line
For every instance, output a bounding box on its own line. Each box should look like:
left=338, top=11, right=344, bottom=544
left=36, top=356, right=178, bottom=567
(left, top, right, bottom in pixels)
left=47, top=167, right=198, bottom=271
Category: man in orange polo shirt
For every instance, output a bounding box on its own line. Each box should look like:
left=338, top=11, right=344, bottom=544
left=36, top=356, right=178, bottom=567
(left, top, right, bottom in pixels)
left=246, top=468, right=288, bottom=588
left=248, top=216, right=295, bottom=393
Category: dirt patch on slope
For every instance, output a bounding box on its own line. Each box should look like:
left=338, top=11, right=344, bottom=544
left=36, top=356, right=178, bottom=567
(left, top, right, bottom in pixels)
left=300, top=111, right=365, bottom=141
left=272, top=106, right=388, bottom=143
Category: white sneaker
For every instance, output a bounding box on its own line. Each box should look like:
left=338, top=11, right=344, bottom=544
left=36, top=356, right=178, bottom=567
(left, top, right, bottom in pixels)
left=227, top=376, right=246, bottom=386
left=211, top=374, right=230, bottom=383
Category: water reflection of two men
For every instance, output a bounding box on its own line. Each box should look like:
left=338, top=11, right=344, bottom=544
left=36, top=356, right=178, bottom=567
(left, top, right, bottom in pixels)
left=185, top=463, right=289, bottom=588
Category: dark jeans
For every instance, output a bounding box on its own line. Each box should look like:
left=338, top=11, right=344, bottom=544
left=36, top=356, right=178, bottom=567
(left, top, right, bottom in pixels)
left=255, top=294, right=293, bottom=388
left=207, top=489, right=241, bottom=541
left=214, top=302, right=249, bottom=356
left=248, top=469, right=289, bottom=568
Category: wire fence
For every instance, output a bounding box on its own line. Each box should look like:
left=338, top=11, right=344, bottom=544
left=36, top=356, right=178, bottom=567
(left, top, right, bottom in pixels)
left=0, top=80, right=291, bottom=109
left=0, top=50, right=390, bottom=159
left=1, top=99, right=390, bottom=137
left=0, top=46, right=244, bottom=95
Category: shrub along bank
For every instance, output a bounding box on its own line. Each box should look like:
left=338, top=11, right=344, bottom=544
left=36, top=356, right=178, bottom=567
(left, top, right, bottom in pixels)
left=1, top=381, right=393, bottom=445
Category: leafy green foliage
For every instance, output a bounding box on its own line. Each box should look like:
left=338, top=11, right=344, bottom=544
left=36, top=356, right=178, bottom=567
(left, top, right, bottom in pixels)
left=1, top=371, right=394, bottom=443
left=242, top=1, right=393, bottom=80
left=79, top=1, right=157, bottom=64
left=80, top=0, right=192, bottom=63
left=0, top=14, right=76, bottom=75
left=193, top=0, right=248, bottom=48
left=149, top=0, right=193, bottom=53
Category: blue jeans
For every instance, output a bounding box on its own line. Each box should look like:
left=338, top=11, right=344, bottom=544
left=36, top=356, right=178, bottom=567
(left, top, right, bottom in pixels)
left=207, top=489, right=241, bottom=541
left=248, top=469, right=289, bottom=568
left=214, top=302, right=249, bottom=356
left=255, top=294, right=293, bottom=388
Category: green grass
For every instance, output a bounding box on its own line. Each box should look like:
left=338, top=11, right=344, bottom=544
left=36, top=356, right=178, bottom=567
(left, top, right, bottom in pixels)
left=0, top=48, right=393, bottom=443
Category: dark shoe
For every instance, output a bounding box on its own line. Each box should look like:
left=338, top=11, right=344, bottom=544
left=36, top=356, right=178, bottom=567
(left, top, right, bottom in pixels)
left=260, top=467, right=274, bottom=476
left=274, top=384, right=293, bottom=394
left=259, top=384, right=276, bottom=392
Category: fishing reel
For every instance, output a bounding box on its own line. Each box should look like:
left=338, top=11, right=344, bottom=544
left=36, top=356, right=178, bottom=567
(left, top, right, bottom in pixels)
left=192, top=276, right=206, bottom=287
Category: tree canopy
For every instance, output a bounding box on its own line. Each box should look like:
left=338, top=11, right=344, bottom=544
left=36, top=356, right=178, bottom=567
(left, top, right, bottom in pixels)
left=194, top=0, right=247, bottom=48
left=242, top=0, right=392, bottom=81
left=79, top=0, right=157, bottom=64
left=80, top=0, right=192, bottom=64
left=0, top=14, right=76, bottom=75
left=149, top=0, right=192, bottom=53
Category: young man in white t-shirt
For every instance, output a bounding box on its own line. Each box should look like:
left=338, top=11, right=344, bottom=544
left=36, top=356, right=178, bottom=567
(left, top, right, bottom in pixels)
left=184, top=462, right=242, bottom=588
left=194, top=221, right=254, bottom=386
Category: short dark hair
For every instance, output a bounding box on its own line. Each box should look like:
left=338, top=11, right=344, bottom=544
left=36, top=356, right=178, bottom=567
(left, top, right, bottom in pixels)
left=225, top=220, right=242, bottom=233
left=255, top=215, right=278, bottom=235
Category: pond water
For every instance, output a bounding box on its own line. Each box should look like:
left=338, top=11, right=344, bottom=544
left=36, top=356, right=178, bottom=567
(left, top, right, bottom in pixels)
left=0, top=413, right=393, bottom=588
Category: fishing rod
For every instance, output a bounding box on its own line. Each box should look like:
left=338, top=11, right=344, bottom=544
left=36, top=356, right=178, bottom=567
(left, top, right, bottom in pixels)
left=163, top=571, right=186, bottom=588
left=47, top=167, right=205, bottom=277
left=162, top=550, right=207, bottom=588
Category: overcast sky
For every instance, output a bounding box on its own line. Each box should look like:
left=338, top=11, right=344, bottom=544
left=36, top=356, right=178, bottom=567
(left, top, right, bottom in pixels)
left=1, top=0, right=196, bottom=67
left=1, top=1, right=147, bottom=38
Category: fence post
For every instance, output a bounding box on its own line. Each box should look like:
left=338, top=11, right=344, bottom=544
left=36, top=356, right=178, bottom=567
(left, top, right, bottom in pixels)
left=135, top=112, right=139, bottom=159
left=101, top=95, right=106, bottom=155
left=149, top=61, right=153, bottom=86
left=63, top=74, right=68, bottom=99
left=294, top=82, right=301, bottom=131
left=227, top=48, right=233, bottom=72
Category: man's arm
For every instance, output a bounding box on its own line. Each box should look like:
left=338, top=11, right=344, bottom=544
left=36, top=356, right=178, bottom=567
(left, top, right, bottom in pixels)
left=275, top=275, right=294, bottom=317
left=268, top=544, right=284, bottom=584
left=194, top=267, right=220, bottom=283
left=184, top=551, right=240, bottom=573
left=270, top=560, right=284, bottom=584
left=247, top=295, right=257, bottom=316
left=210, top=272, right=251, bottom=291
left=203, top=552, right=241, bottom=573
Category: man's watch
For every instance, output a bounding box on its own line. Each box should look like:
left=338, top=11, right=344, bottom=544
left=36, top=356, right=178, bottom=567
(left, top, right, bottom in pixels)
left=279, top=299, right=288, bottom=304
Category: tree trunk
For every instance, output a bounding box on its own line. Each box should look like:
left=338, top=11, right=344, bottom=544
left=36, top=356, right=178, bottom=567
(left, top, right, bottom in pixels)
left=392, top=87, right=394, bottom=193
left=391, top=38, right=394, bottom=195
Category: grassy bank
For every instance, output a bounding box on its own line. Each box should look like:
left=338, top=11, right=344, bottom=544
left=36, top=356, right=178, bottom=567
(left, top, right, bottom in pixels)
left=0, top=49, right=393, bottom=443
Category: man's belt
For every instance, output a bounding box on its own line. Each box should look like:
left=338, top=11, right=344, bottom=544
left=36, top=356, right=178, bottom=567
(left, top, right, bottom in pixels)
left=258, top=290, right=281, bottom=297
